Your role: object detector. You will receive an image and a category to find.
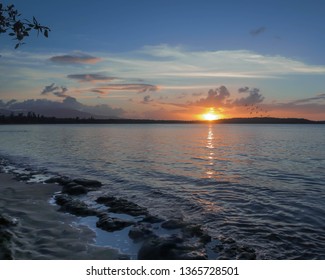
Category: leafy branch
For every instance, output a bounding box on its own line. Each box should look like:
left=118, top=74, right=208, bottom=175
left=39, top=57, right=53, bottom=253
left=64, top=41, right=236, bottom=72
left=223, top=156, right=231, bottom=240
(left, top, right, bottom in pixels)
left=0, top=2, right=50, bottom=48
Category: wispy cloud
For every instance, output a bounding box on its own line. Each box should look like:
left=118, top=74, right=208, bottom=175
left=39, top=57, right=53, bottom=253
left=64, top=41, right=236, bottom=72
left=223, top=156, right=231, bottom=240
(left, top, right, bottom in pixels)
left=89, top=84, right=159, bottom=94
left=67, top=73, right=117, bottom=83
left=99, top=45, right=325, bottom=82
left=288, top=93, right=325, bottom=105
left=50, top=53, right=102, bottom=64
left=250, top=26, right=266, bottom=36
left=41, top=83, right=69, bottom=98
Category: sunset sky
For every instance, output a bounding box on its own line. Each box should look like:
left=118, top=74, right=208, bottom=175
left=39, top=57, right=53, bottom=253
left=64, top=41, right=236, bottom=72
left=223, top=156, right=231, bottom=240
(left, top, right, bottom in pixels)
left=1, top=0, right=325, bottom=120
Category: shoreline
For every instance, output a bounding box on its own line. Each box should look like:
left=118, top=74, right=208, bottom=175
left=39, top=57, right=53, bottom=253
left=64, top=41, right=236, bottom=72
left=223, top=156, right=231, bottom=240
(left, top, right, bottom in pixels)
left=0, top=171, right=221, bottom=260
left=0, top=173, right=122, bottom=260
left=0, top=157, right=257, bottom=260
left=1, top=116, right=325, bottom=125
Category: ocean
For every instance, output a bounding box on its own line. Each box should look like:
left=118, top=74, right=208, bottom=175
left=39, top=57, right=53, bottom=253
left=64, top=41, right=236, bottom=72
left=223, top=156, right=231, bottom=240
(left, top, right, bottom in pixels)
left=0, top=123, right=324, bottom=259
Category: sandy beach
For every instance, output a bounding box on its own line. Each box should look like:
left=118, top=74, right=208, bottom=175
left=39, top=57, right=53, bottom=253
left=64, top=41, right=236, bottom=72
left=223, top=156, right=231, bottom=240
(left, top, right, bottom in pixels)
left=0, top=173, right=120, bottom=260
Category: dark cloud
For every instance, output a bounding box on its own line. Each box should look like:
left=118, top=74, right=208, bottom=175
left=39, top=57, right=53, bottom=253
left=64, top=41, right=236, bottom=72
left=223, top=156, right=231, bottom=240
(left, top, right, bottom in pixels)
left=90, top=89, right=106, bottom=94
left=238, top=86, right=250, bottom=93
left=41, top=83, right=69, bottom=98
left=41, top=83, right=57, bottom=95
left=91, top=84, right=159, bottom=94
left=233, top=87, right=264, bottom=106
left=142, top=95, right=153, bottom=104
left=193, top=86, right=230, bottom=107
left=67, top=74, right=116, bottom=83
left=250, top=26, right=266, bottom=36
left=62, top=96, right=81, bottom=108
left=6, top=99, right=18, bottom=106
left=50, top=53, right=102, bottom=64
left=289, top=93, right=325, bottom=105
left=177, top=93, right=188, bottom=99
left=1, top=97, right=125, bottom=118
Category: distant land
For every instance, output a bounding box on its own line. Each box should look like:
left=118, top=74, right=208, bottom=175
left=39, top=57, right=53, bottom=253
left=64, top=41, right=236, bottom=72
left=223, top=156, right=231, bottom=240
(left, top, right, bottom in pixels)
left=0, top=113, right=324, bottom=125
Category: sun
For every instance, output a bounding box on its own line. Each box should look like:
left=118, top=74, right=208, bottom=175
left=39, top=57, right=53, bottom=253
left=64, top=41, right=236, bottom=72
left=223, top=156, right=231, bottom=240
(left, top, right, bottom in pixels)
left=202, top=108, right=220, bottom=121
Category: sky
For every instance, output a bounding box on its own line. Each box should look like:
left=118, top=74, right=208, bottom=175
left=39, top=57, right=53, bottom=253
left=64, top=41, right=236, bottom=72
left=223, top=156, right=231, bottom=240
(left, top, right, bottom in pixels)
left=1, top=0, right=325, bottom=120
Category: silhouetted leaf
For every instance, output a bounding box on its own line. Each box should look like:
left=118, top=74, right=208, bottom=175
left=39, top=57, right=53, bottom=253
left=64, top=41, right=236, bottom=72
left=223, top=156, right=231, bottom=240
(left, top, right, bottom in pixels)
left=1, top=3, right=50, bottom=49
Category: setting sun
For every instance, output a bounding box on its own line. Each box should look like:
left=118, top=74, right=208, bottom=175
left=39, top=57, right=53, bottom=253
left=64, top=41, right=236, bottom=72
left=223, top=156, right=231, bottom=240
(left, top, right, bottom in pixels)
left=202, top=108, right=220, bottom=121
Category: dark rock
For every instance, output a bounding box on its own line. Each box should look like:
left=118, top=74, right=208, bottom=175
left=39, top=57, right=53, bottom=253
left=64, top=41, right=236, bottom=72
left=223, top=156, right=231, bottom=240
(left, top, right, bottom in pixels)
left=96, top=196, right=116, bottom=204
left=65, top=182, right=78, bottom=188
left=54, top=194, right=98, bottom=217
left=141, top=215, right=164, bottom=224
left=62, top=185, right=88, bottom=195
left=137, top=221, right=212, bottom=260
left=137, top=235, right=184, bottom=260
left=45, top=176, right=72, bottom=186
left=182, top=224, right=212, bottom=244
left=16, top=174, right=31, bottom=181
left=128, top=223, right=154, bottom=241
left=0, top=229, right=14, bottom=259
left=96, top=214, right=134, bottom=232
left=237, top=245, right=256, bottom=260
left=0, top=214, right=18, bottom=227
left=213, top=237, right=256, bottom=260
left=73, top=178, right=102, bottom=188
left=161, top=219, right=187, bottom=230
left=96, top=196, right=148, bottom=216
left=179, top=249, right=208, bottom=260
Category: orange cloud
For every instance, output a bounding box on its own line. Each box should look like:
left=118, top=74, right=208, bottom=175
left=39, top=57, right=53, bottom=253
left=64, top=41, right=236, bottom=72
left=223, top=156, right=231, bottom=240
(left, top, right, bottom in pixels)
left=50, top=53, right=102, bottom=64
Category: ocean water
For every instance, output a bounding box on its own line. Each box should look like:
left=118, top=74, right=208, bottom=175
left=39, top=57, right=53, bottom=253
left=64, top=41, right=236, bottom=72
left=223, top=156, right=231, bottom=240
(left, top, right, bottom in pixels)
left=0, top=124, right=324, bottom=259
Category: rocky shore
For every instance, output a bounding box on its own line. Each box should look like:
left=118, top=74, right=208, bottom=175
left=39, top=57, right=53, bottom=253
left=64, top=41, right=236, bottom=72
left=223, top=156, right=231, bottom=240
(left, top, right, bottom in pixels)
left=0, top=161, right=257, bottom=260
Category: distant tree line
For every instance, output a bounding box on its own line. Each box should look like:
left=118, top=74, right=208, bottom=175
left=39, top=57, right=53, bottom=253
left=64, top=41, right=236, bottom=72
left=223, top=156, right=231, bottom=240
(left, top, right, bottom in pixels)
left=0, top=112, right=324, bottom=125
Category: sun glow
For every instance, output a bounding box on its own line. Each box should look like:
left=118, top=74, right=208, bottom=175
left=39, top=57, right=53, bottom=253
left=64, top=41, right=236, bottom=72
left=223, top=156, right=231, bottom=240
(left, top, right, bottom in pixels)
left=202, top=108, right=220, bottom=121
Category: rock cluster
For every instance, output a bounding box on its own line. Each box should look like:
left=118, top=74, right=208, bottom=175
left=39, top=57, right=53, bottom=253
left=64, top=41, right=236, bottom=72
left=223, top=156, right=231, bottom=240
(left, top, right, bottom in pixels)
left=45, top=174, right=214, bottom=260
left=45, top=175, right=256, bottom=260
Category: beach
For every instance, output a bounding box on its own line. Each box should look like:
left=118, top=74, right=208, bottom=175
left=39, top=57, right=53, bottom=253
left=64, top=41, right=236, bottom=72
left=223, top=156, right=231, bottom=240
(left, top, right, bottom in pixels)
left=0, top=170, right=218, bottom=260
left=0, top=173, right=121, bottom=260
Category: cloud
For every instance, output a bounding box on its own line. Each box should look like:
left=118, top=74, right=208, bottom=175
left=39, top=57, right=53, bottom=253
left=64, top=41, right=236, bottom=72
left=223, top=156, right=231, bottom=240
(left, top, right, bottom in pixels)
left=250, top=27, right=266, bottom=36
left=142, top=95, right=153, bottom=104
left=67, top=73, right=117, bottom=83
left=1, top=97, right=125, bottom=118
left=137, top=45, right=325, bottom=79
left=264, top=94, right=325, bottom=119
left=193, top=86, right=230, bottom=107
left=90, top=84, right=159, bottom=94
left=238, top=86, right=250, bottom=93
left=41, top=83, right=69, bottom=98
left=234, top=87, right=264, bottom=105
left=288, top=93, right=325, bottom=105
left=41, top=83, right=58, bottom=95
left=50, top=53, right=102, bottom=64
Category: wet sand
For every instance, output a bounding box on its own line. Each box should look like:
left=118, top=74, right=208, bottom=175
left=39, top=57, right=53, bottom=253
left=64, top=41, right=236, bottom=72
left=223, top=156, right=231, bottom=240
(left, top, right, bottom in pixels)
left=0, top=173, right=120, bottom=260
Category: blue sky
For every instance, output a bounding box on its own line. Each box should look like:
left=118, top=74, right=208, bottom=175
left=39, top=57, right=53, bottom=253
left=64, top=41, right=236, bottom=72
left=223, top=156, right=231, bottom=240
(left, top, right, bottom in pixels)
left=1, top=0, right=325, bottom=120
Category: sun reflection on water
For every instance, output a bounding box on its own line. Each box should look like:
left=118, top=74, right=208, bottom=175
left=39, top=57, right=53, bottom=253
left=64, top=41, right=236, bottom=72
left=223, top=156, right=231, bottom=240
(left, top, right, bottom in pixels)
left=206, top=125, right=215, bottom=178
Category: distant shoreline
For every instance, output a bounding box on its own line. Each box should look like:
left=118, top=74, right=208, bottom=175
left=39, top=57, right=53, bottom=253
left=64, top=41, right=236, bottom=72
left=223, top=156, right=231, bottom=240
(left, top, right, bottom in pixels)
left=0, top=116, right=325, bottom=125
